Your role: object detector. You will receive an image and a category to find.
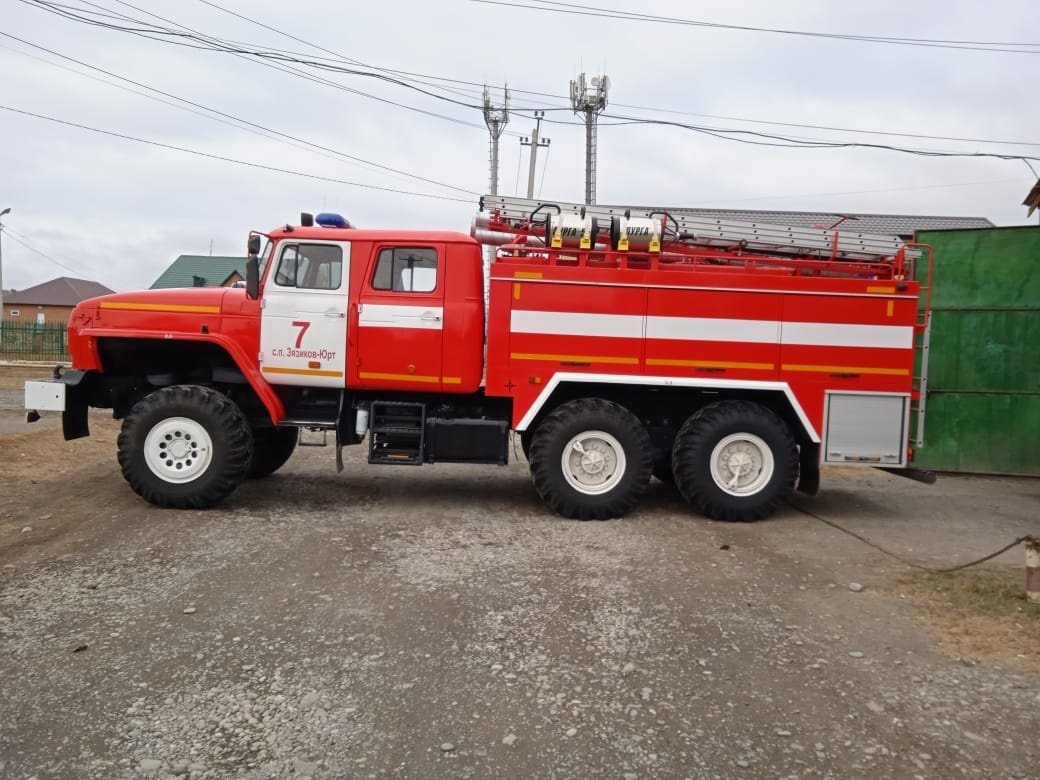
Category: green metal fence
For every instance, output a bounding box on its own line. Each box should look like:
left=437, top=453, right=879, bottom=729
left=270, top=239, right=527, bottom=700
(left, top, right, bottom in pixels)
left=0, top=320, right=70, bottom=362
left=913, top=226, right=1040, bottom=476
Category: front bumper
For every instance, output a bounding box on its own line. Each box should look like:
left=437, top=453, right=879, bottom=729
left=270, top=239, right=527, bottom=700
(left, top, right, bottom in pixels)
left=25, top=379, right=67, bottom=412
left=24, top=370, right=92, bottom=439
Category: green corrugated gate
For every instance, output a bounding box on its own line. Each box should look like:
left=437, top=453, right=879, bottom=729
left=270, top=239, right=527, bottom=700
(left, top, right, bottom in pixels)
left=913, top=226, right=1040, bottom=475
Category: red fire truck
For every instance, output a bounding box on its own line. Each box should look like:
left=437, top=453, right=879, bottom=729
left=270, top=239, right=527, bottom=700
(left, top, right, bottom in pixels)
left=24, top=195, right=932, bottom=521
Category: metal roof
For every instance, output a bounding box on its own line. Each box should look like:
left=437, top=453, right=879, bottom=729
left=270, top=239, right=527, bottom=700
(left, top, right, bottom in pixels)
left=660, top=207, right=993, bottom=239
left=150, top=255, right=246, bottom=289
left=5, top=276, right=115, bottom=306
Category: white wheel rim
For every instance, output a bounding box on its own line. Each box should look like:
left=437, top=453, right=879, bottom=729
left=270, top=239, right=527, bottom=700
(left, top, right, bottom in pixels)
left=144, top=417, right=214, bottom=484
left=709, top=433, right=774, bottom=496
left=561, top=430, right=626, bottom=496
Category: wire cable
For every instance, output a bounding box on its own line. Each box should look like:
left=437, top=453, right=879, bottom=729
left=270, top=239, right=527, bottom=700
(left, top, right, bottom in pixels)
left=470, top=0, right=1040, bottom=55
left=787, top=500, right=1036, bottom=574
left=538, top=143, right=551, bottom=198
left=2, top=228, right=90, bottom=277
left=22, top=0, right=508, bottom=135
left=0, top=32, right=478, bottom=196
left=683, top=178, right=1022, bottom=206
left=34, top=1, right=1038, bottom=150
left=0, top=104, right=475, bottom=203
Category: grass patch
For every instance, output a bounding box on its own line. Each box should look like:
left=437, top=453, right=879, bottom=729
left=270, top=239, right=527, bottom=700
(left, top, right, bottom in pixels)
left=898, top=566, right=1040, bottom=671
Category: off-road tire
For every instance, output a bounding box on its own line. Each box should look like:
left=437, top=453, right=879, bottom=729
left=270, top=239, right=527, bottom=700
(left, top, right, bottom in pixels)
left=529, top=398, right=652, bottom=520
left=519, top=429, right=533, bottom=461
left=672, top=400, right=797, bottom=522
left=117, top=385, right=253, bottom=509
left=248, top=427, right=298, bottom=478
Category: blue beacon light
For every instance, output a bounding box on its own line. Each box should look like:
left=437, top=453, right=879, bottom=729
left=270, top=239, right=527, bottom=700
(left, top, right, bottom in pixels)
left=315, top=212, right=352, bottom=229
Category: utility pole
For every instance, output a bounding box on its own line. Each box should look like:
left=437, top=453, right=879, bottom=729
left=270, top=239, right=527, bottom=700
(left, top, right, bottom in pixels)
left=570, top=73, right=609, bottom=206
left=482, top=84, right=510, bottom=196
left=520, top=111, right=551, bottom=199
left=0, top=207, right=9, bottom=339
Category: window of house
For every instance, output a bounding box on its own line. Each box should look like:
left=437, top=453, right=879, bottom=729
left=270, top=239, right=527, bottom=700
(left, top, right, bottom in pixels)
left=9, top=309, right=19, bottom=317
left=371, top=247, right=438, bottom=293
left=273, top=244, right=343, bottom=290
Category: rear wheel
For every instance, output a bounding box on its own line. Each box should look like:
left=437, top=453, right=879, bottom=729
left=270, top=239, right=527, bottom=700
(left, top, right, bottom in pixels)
left=117, top=385, right=253, bottom=509
left=672, top=400, right=797, bottom=522
left=519, top=429, right=533, bottom=461
left=248, top=427, right=298, bottom=478
left=528, top=398, right=652, bottom=520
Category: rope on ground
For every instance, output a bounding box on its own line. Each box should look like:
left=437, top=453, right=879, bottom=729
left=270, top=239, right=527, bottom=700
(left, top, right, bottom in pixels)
left=785, top=499, right=1036, bottom=574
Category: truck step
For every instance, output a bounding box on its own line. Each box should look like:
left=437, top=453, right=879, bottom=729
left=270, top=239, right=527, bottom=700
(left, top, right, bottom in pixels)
left=368, top=401, right=425, bottom=466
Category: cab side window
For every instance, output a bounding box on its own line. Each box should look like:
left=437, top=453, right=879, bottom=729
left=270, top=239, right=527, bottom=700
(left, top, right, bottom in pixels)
left=274, top=244, right=343, bottom=290
left=372, top=247, right=437, bottom=293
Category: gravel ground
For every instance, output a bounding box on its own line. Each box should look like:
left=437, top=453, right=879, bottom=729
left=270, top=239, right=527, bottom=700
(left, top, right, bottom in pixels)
left=1, top=368, right=1038, bottom=779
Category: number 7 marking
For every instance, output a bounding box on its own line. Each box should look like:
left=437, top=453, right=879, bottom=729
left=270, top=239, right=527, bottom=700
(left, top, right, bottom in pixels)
left=291, top=320, right=311, bottom=348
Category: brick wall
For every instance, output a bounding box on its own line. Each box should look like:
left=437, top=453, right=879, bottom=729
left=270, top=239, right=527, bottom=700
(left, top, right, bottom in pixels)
left=2, top=304, right=74, bottom=324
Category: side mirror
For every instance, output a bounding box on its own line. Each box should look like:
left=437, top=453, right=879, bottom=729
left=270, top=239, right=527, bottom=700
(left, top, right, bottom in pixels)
left=247, top=234, right=262, bottom=256
left=245, top=255, right=259, bottom=300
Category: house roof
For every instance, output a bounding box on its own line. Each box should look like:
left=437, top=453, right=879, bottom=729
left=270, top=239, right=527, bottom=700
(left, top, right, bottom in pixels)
left=150, top=255, right=246, bottom=289
left=5, top=276, right=115, bottom=306
left=664, top=207, right=994, bottom=238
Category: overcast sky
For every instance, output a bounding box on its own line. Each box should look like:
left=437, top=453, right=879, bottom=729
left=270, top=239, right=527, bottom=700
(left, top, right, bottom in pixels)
left=1, top=0, right=1037, bottom=293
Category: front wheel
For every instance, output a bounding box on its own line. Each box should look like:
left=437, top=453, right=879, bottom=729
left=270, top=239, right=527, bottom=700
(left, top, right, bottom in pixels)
left=117, top=385, right=253, bottom=509
left=672, top=401, right=797, bottom=522
left=528, top=398, right=652, bottom=520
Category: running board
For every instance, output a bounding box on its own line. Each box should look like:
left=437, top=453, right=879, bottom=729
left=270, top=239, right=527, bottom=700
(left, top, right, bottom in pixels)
left=278, top=418, right=337, bottom=429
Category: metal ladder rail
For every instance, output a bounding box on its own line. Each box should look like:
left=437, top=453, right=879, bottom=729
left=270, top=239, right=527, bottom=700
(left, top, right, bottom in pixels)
left=480, top=194, right=906, bottom=262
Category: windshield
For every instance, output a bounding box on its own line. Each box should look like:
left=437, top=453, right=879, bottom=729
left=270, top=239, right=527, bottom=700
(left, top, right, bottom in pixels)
left=257, top=238, right=274, bottom=279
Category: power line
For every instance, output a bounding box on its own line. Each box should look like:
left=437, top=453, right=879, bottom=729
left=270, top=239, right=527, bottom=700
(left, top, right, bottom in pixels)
left=23, top=0, right=509, bottom=135
left=0, top=104, right=476, bottom=203
left=469, top=0, right=1040, bottom=54
left=136, top=2, right=1040, bottom=148
left=600, top=104, right=1040, bottom=149
left=0, top=30, right=477, bottom=196
left=33, top=0, right=1037, bottom=151
left=19, top=0, right=1038, bottom=169
left=683, top=178, right=1023, bottom=206
left=190, top=0, right=513, bottom=110
left=3, top=228, right=89, bottom=277
left=566, top=113, right=1040, bottom=162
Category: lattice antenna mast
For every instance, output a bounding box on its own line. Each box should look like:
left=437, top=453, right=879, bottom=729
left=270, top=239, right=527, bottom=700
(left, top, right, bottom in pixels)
left=482, top=84, right=510, bottom=196
left=570, top=73, right=609, bottom=206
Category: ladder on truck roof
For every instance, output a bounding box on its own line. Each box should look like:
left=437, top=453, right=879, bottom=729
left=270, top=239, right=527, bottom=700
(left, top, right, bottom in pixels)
left=479, top=194, right=908, bottom=263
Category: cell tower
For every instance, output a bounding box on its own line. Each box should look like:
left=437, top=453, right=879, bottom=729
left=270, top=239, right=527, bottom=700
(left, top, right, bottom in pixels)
left=570, top=73, right=609, bottom=206
left=482, top=84, right=510, bottom=196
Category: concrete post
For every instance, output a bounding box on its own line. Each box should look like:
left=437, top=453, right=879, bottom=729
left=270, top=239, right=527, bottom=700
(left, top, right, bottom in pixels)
left=1026, top=539, right=1040, bottom=604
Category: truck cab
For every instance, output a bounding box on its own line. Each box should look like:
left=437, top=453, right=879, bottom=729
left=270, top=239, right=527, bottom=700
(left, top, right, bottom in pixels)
left=254, top=223, right=485, bottom=396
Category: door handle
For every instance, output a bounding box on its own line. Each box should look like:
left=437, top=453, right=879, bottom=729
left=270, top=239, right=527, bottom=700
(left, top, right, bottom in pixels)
left=324, top=310, right=346, bottom=318
left=420, top=312, right=441, bottom=322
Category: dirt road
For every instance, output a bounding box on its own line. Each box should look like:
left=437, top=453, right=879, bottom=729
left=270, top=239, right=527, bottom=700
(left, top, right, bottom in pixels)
left=1, top=367, right=1038, bottom=779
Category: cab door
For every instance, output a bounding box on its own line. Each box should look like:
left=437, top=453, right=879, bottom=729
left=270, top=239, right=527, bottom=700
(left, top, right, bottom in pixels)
left=354, top=243, right=444, bottom=390
left=260, top=240, right=349, bottom=388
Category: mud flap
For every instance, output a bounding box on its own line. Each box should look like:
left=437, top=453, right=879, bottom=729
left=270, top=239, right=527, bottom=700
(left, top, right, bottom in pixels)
left=62, top=400, right=90, bottom=440
left=335, top=430, right=344, bottom=473
left=60, top=370, right=91, bottom=441
left=797, top=443, right=820, bottom=495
